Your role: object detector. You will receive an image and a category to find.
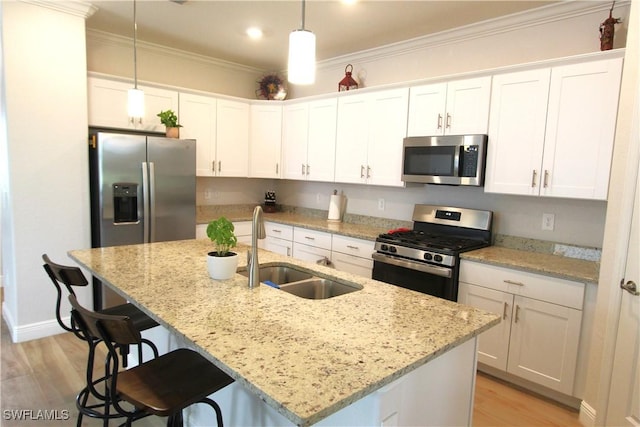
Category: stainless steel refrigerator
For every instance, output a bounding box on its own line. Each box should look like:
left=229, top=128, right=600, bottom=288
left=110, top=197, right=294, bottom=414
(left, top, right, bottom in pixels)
left=89, top=130, right=196, bottom=309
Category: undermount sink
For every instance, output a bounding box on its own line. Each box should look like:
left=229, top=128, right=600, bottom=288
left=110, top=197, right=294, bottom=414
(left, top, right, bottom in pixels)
left=237, top=264, right=362, bottom=300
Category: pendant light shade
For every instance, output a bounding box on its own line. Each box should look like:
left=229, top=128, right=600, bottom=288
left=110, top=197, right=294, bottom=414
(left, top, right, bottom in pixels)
left=287, top=0, right=315, bottom=85
left=127, top=88, right=145, bottom=119
left=128, top=0, right=144, bottom=125
left=288, top=29, right=316, bottom=85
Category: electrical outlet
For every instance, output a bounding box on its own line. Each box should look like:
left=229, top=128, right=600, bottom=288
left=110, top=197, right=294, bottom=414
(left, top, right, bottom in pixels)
left=542, top=213, right=555, bottom=231
left=378, top=198, right=385, bottom=211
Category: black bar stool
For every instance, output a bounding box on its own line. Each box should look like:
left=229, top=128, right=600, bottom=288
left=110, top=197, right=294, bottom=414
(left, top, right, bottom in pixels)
left=69, top=294, right=234, bottom=427
left=42, top=254, right=159, bottom=426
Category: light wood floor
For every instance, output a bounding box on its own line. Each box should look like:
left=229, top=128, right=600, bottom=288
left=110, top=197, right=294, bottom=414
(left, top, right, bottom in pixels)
left=1, top=317, right=581, bottom=426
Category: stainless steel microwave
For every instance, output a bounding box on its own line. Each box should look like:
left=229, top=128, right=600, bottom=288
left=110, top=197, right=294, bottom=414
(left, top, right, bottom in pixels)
left=401, top=134, right=488, bottom=186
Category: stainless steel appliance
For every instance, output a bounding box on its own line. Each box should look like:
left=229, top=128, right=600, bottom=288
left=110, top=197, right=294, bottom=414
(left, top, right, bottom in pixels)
left=89, top=130, right=196, bottom=309
left=372, top=204, right=492, bottom=301
left=401, top=134, right=487, bottom=186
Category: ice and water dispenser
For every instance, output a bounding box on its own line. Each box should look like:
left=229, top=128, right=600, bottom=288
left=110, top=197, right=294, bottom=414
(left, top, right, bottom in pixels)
left=113, top=183, right=138, bottom=223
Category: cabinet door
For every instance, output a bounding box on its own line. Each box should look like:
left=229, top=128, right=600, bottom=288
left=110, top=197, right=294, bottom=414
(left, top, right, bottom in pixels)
left=484, top=69, right=550, bottom=195
left=458, top=283, right=512, bottom=371
left=444, top=76, right=491, bottom=135
left=541, top=58, right=623, bottom=200
left=307, top=98, right=338, bottom=182
left=282, top=103, right=309, bottom=180
left=179, top=93, right=217, bottom=177
left=250, top=104, right=282, bottom=178
left=407, top=82, right=447, bottom=136
left=263, top=236, right=291, bottom=257
left=335, top=94, right=369, bottom=184
left=88, top=77, right=177, bottom=132
left=507, top=296, right=582, bottom=395
left=367, top=88, right=409, bottom=187
left=292, top=242, right=331, bottom=263
left=216, top=99, right=249, bottom=177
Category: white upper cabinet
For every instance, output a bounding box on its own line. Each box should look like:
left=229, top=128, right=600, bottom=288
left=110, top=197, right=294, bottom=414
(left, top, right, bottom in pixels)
left=216, top=99, right=250, bottom=177
left=541, top=58, right=622, bottom=199
left=179, top=92, right=217, bottom=177
left=485, top=58, right=623, bottom=200
left=407, top=76, right=491, bottom=136
left=335, top=88, right=409, bottom=186
left=180, top=94, right=249, bottom=177
left=282, top=102, right=310, bottom=180
left=250, top=103, right=283, bottom=178
left=484, top=68, right=551, bottom=195
left=282, top=98, right=337, bottom=182
left=88, top=77, right=178, bottom=132
left=306, top=98, right=338, bottom=182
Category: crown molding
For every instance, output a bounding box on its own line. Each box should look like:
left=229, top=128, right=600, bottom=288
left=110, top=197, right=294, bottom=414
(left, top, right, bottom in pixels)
left=319, top=0, right=631, bottom=69
left=86, top=29, right=265, bottom=75
left=23, top=0, right=97, bottom=19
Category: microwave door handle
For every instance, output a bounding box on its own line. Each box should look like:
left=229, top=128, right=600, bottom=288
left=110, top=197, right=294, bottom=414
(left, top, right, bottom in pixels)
left=453, top=146, right=462, bottom=177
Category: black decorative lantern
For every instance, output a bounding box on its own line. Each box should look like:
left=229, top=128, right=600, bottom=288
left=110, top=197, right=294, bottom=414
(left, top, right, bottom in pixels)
left=338, top=64, right=358, bottom=92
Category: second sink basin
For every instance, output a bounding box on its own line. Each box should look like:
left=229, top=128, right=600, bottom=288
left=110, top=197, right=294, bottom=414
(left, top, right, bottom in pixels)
left=236, top=263, right=362, bottom=300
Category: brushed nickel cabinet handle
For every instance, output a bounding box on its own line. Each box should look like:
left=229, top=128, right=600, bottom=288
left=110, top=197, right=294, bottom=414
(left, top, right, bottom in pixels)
left=437, top=114, right=443, bottom=130
left=218, top=161, right=221, bottom=172
left=515, top=305, right=521, bottom=323
left=504, top=279, right=525, bottom=286
left=360, top=165, right=365, bottom=178
left=346, top=245, right=359, bottom=250
left=212, top=160, right=216, bottom=172
left=503, top=302, right=508, bottom=320
left=304, top=236, right=315, bottom=241
left=306, top=164, right=310, bottom=175
left=302, top=164, right=305, bottom=175
left=276, top=163, right=278, bottom=174
left=367, top=166, right=371, bottom=178
left=531, top=170, right=537, bottom=187
left=446, top=113, right=452, bottom=129
left=544, top=170, right=549, bottom=188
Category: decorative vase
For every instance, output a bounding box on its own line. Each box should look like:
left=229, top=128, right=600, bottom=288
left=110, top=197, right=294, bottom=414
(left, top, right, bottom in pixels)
left=166, top=127, right=180, bottom=138
left=207, top=252, right=238, bottom=280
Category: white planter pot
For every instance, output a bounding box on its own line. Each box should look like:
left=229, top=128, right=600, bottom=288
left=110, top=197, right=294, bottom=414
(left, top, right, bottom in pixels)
left=207, top=252, right=239, bottom=280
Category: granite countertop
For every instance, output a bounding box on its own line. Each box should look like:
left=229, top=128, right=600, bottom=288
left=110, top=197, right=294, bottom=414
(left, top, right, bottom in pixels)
left=461, top=246, right=600, bottom=283
left=69, top=240, right=499, bottom=426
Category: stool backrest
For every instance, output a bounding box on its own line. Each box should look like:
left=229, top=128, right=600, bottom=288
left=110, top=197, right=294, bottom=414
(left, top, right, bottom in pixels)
left=42, top=254, right=89, bottom=333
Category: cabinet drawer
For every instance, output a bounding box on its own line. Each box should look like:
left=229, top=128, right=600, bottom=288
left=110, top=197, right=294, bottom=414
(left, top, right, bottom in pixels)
left=332, top=252, right=373, bottom=278
left=293, top=227, right=332, bottom=250
left=233, top=221, right=252, bottom=237
left=265, top=222, right=293, bottom=240
left=292, top=242, right=331, bottom=263
left=332, top=235, right=375, bottom=259
left=460, top=260, right=584, bottom=309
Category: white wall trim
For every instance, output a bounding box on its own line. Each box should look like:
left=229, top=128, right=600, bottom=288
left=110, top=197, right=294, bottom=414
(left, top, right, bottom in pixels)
left=579, top=400, right=597, bottom=427
left=319, top=1, right=631, bottom=69
left=87, top=29, right=264, bottom=75
left=2, top=301, right=67, bottom=343
left=23, top=0, right=97, bottom=19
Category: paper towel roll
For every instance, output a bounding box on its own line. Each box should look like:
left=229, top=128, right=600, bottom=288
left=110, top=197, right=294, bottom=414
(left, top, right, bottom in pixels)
left=328, top=194, right=343, bottom=222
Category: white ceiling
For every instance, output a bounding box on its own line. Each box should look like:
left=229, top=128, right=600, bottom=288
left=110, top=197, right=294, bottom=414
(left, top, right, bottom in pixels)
left=86, top=1, right=562, bottom=71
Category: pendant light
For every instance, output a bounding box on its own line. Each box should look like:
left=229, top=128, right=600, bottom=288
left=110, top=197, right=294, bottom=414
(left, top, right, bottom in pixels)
left=127, top=0, right=144, bottom=124
left=287, top=0, right=315, bottom=85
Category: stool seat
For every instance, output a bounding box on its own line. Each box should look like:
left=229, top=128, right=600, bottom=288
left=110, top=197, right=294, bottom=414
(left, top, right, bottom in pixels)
left=99, top=303, right=158, bottom=332
left=117, top=348, right=234, bottom=417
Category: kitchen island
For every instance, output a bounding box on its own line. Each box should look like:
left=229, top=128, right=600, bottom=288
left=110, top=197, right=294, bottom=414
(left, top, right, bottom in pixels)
left=69, top=239, right=499, bottom=426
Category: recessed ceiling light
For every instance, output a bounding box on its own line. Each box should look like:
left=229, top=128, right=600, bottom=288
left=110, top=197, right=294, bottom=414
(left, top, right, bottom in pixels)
left=246, top=27, right=263, bottom=39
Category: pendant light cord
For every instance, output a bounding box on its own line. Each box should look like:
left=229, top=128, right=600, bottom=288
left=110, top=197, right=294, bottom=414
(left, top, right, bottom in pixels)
left=300, top=0, right=306, bottom=30
left=133, top=0, right=138, bottom=89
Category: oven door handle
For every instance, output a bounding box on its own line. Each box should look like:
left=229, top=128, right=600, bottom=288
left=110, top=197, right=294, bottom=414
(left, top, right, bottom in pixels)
left=372, top=253, right=453, bottom=278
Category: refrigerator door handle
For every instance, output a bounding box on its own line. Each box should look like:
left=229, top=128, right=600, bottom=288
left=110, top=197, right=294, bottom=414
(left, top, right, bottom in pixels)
left=148, top=162, right=156, bottom=242
left=142, top=162, right=150, bottom=243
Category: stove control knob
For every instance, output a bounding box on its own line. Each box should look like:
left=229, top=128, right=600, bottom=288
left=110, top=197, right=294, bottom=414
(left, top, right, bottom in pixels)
left=389, top=246, right=397, bottom=253
left=434, top=254, right=443, bottom=263
left=380, top=244, right=389, bottom=251
left=423, top=253, right=433, bottom=261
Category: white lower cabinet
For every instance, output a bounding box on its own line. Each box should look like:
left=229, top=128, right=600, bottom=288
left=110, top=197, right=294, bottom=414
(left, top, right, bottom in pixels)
left=263, top=222, right=293, bottom=257
left=458, top=260, right=584, bottom=396
left=331, top=235, right=374, bottom=278
left=196, top=221, right=252, bottom=246
left=292, top=228, right=332, bottom=264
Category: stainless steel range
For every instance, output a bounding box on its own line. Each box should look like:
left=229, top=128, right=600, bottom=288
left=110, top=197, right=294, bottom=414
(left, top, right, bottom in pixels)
left=372, top=204, right=492, bottom=301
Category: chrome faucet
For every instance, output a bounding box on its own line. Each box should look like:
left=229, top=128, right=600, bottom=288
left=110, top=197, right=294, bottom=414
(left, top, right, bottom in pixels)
left=248, top=205, right=266, bottom=289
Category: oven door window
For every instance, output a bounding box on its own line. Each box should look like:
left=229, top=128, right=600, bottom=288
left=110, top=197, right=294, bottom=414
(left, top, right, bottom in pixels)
left=403, top=146, right=457, bottom=177
left=372, top=261, right=457, bottom=301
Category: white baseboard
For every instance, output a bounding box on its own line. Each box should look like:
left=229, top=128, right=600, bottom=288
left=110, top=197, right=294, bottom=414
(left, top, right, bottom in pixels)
left=2, top=301, right=67, bottom=343
left=579, top=401, right=596, bottom=427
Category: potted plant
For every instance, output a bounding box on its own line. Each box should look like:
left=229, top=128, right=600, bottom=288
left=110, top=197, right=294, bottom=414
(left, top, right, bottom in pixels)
left=206, top=217, right=238, bottom=280
left=157, top=109, right=182, bottom=138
